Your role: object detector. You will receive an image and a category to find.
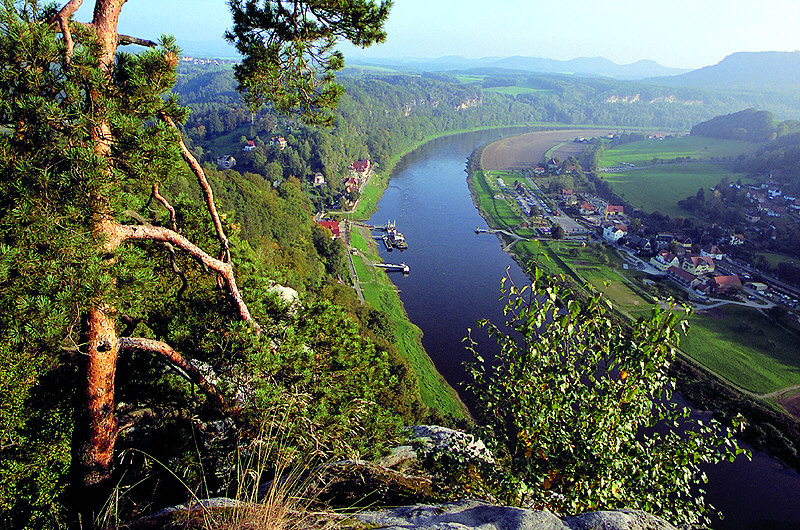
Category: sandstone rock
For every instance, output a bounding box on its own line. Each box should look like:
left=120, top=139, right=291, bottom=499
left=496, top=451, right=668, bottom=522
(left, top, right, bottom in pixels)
left=353, top=499, right=680, bottom=530
left=410, top=425, right=495, bottom=465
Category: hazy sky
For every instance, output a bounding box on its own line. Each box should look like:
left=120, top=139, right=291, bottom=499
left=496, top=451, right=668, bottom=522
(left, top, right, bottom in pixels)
left=74, top=0, right=800, bottom=69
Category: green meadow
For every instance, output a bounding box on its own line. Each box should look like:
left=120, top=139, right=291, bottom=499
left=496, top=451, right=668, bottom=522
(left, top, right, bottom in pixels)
left=484, top=85, right=554, bottom=96
left=683, top=306, right=800, bottom=395
left=602, top=164, right=733, bottom=218
left=599, top=136, right=760, bottom=168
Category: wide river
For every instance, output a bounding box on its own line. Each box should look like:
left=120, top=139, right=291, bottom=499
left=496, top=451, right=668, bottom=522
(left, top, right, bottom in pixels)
left=367, top=128, right=800, bottom=529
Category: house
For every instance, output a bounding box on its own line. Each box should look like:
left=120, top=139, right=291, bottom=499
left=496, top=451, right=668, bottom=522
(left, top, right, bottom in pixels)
left=676, top=237, right=692, bottom=249
left=667, top=266, right=701, bottom=289
left=605, top=204, right=624, bottom=219
left=681, top=255, right=715, bottom=276
left=729, top=233, right=745, bottom=246
left=580, top=202, right=596, bottom=215
left=216, top=155, right=236, bottom=169
left=700, top=244, right=724, bottom=260
left=712, top=275, right=742, bottom=294
left=242, top=139, right=256, bottom=151
left=316, top=219, right=340, bottom=238
left=603, top=223, right=628, bottom=243
left=626, top=235, right=652, bottom=253
left=348, top=159, right=372, bottom=178
left=767, top=206, right=786, bottom=217
left=343, top=177, right=359, bottom=193
left=650, top=251, right=679, bottom=272
left=744, top=211, right=761, bottom=223
left=746, top=282, right=768, bottom=293
left=269, top=136, right=287, bottom=149
left=532, top=167, right=546, bottom=176
left=312, top=173, right=326, bottom=187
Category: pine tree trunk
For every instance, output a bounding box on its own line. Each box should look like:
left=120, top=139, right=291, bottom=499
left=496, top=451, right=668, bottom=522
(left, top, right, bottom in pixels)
left=68, top=0, right=125, bottom=522
left=71, top=308, right=119, bottom=524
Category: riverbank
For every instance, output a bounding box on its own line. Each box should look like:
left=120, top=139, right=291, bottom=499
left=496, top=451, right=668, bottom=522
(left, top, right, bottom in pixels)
left=468, top=129, right=800, bottom=475
left=348, top=223, right=469, bottom=421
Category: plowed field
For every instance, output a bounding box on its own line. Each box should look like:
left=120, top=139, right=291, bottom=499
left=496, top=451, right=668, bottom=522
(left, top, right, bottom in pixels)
left=480, top=129, right=614, bottom=170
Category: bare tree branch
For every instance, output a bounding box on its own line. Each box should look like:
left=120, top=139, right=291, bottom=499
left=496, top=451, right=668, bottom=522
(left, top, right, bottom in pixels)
left=105, top=222, right=260, bottom=331
left=118, top=34, right=157, bottom=47
left=159, top=112, right=231, bottom=264
left=152, top=183, right=178, bottom=232
left=119, top=337, right=228, bottom=409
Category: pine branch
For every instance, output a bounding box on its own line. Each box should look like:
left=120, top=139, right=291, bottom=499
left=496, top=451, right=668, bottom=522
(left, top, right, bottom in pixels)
left=50, top=0, right=84, bottom=64
left=119, top=337, right=228, bottom=409
left=107, top=222, right=260, bottom=331
left=159, top=112, right=231, bottom=264
left=152, top=183, right=178, bottom=232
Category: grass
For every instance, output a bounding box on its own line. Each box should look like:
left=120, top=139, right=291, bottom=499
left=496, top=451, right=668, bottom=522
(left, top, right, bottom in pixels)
left=683, top=306, right=800, bottom=394
left=484, top=86, right=553, bottom=96
left=602, top=164, right=734, bottom=218
left=758, top=252, right=800, bottom=269
left=470, top=170, right=528, bottom=230
left=455, top=75, right=485, bottom=84
left=598, top=136, right=761, bottom=168
left=350, top=228, right=468, bottom=420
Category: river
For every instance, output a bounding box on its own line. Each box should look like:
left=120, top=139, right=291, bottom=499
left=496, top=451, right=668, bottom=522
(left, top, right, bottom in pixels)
left=367, top=128, right=800, bottom=530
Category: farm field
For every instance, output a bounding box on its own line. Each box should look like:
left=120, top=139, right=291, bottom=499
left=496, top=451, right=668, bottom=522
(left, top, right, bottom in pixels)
left=602, top=164, right=734, bottom=218
left=598, top=136, right=761, bottom=168
left=484, top=86, right=553, bottom=96
left=482, top=128, right=618, bottom=170
left=684, top=305, right=800, bottom=394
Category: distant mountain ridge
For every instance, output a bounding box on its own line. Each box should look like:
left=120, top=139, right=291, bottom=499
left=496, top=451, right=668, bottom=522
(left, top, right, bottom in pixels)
left=346, top=55, right=690, bottom=80
left=647, top=51, right=800, bottom=90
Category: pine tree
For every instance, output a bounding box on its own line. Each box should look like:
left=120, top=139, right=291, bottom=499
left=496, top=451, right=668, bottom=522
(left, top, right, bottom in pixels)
left=0, top=0, right=391, bottom=525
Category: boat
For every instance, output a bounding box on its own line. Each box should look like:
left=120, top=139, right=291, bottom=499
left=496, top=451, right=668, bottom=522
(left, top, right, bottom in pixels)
left=382, top=221, right=408, bottom=251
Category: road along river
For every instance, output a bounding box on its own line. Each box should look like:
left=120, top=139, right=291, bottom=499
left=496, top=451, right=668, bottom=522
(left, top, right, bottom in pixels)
left=367, top=128, right=800, bottom=529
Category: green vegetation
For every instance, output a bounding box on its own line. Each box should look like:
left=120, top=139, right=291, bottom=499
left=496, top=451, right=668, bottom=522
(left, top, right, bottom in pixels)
left=484, top=85, right=553, bottom=96
left=684, top=306, right=800, bottom=394
left=602, top=164, right=733, bottom=218
left=465, top=270, right=744, bottom=525
left=598, top=136, right=760, bottom=168
left=690, top=108, right=796, bottom=142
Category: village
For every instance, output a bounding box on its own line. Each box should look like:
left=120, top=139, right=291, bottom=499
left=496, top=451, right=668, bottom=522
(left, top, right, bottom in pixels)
left=484, top=154, right=800, bottom=316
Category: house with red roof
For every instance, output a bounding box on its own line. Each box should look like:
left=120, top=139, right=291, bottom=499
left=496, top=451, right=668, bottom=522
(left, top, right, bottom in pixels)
left=317, top=220, right=340, bottom=238
left=667, top=266, right=702, bottom=289
left=605, top=204, right=624, bottom=219
left=712, top=275, right=742, bottom=294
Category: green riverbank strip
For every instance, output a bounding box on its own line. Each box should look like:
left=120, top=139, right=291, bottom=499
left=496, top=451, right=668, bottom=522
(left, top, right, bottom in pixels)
left=470, top=138, right=800, bottom=397
left=349, top=227, right=469, bottom=420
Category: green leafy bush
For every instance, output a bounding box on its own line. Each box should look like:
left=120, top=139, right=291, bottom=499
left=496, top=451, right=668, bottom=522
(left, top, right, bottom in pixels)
left=466, top=268, right=747, bottom=525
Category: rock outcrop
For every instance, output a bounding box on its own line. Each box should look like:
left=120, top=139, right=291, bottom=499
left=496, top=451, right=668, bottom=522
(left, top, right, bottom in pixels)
left=354, top=499, right=679, bottom=530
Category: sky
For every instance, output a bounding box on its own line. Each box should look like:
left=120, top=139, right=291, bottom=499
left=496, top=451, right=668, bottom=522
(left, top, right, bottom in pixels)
left=74, top=0, right=800, bottom=69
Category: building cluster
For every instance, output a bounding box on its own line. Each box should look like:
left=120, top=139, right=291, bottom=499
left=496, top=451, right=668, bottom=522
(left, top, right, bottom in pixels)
left=649, top=245, right=742, bottom=296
